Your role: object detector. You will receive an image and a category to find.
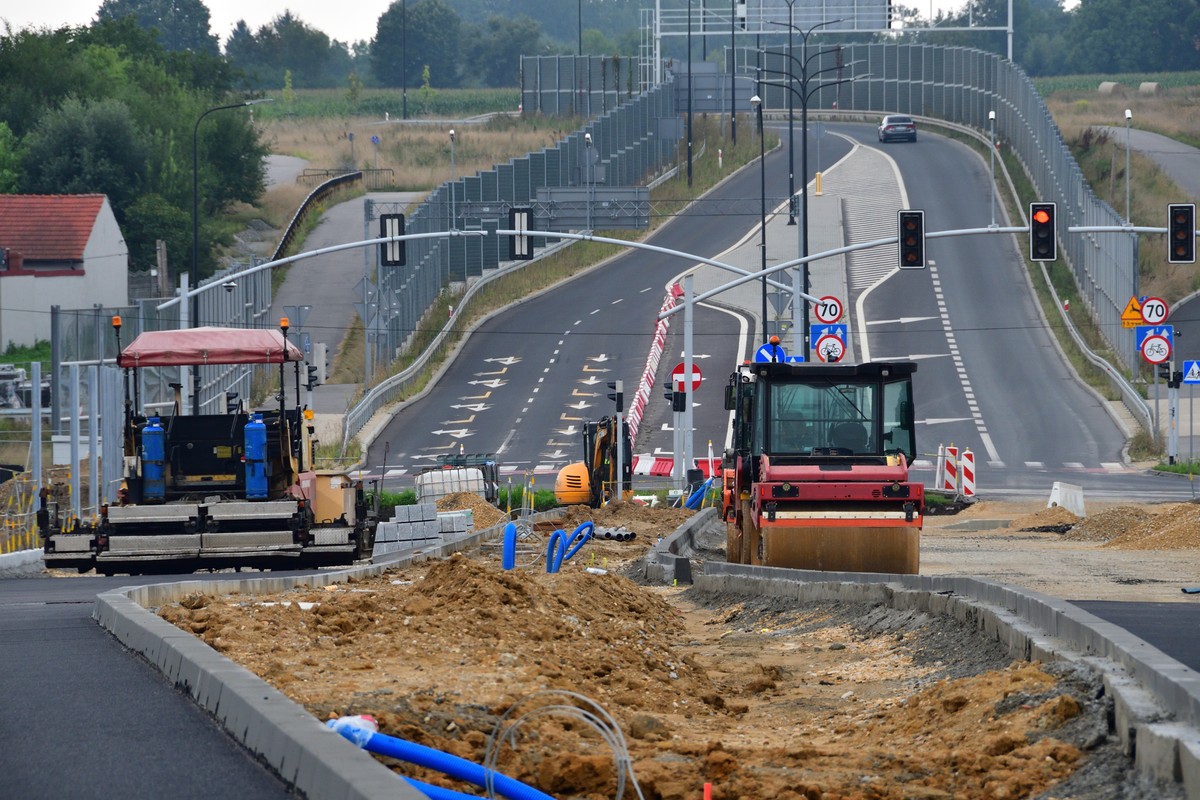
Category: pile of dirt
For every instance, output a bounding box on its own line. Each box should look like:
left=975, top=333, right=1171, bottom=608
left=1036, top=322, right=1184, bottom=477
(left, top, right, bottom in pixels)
left=433, top=492, right=509, bottom=529
left=156, top=506, right=1183, bottom=799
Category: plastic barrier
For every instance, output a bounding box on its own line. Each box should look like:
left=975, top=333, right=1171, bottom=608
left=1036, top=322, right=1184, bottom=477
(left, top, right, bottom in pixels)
left=501, top=521, right=517, bottom=570
left=960, top=449, right=976, bottom=497
left=942, top=445, right=959, bottom=493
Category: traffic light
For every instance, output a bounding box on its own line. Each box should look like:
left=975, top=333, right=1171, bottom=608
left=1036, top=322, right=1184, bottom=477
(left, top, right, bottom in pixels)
left=897, top=210, right=925, bottom=269
left=306, top=364, right=319, bottom=390
left=379, top=213, right=405, bottom=266
left=509, top=207, right=535, bottom=261
left=1168, top=203, right=1195, bottom=264
left=1029, top=203, right=1057, bottom=262
left=606, top=380, right=624, bottom=412
left=663, top=383, right=685, bottom=412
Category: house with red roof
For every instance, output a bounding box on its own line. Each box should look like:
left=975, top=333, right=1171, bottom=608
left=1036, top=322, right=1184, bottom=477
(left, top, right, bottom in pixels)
left=0, top=194, right=128, bottom=347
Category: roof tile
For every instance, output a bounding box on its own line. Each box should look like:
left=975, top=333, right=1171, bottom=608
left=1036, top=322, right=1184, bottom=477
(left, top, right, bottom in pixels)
left=0, top=194, right=106, bottom=262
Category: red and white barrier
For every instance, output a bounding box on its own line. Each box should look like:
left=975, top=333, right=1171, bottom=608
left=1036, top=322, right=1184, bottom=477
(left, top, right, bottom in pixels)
left=630, top=455, right=723, bottom=478
left=960, top=448, right=976, bottom=497
left=627, top=283, right=681, bottom=445
left=942, top=445, right=959, bottom=493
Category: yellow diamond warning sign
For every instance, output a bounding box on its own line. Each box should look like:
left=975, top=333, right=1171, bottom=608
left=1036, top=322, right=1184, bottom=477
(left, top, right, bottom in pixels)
left=1121, top=296, right=1142, bottom=329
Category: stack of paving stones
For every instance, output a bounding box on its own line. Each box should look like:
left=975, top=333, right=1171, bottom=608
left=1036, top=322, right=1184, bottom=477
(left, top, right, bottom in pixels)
left=372, top=502, right=473, bottom=557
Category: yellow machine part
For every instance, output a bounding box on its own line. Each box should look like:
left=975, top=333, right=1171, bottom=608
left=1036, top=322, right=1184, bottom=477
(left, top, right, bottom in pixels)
left=554, top=462, right=592, bottom=505
left=729, top=497, right=920, bottom=574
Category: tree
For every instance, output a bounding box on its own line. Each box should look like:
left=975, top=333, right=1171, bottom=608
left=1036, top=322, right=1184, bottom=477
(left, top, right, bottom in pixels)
left=224, top=12, right=333, bottom=88
left=122, top=193, right=190, bottom=271
left=96, top=0, right=219, bottom=55
left=19, top=97, right=150, bottom=224
left=464, top=15, right=546, bottom=87
left=1066, top=0, right=1200, bottom=73
left=372, top=0, right=462, bottom=89
left=0, top=123, right=20, bottom=194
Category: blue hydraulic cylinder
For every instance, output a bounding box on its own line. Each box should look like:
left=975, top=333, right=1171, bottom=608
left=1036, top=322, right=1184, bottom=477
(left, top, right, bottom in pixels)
left=244, top=413, right=268, bottom=500
left=141, top=417, right=166, bottom=502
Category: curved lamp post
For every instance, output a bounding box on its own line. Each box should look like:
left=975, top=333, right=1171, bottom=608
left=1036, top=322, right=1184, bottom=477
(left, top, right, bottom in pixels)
left=191, top=97, right=273, bottom=415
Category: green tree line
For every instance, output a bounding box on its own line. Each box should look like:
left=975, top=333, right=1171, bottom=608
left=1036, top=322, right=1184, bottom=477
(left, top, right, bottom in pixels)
left=0, top=16, right=268, bottom=281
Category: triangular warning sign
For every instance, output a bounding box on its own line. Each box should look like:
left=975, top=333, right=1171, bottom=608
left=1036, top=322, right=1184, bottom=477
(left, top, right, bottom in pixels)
left=1121, top=296, right=1142, bottom=321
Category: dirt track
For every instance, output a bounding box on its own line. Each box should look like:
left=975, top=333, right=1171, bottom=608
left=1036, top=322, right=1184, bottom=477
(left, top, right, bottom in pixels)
left=149, top=498, right=1200, bottom=798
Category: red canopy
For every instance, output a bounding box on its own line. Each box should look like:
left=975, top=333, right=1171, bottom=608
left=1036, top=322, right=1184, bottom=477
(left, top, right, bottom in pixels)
left=117, top=327, right=304, bottom=368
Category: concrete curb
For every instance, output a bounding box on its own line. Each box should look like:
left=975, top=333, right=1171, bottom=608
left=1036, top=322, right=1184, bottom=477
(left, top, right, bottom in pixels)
left=0, top=548, right=45, bottom=577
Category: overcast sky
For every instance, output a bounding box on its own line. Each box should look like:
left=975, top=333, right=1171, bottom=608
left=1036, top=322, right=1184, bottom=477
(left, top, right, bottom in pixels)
left=3, top=1, right=986, bottom=48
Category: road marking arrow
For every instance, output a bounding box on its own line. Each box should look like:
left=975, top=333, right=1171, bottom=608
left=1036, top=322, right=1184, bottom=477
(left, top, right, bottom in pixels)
left=468, top=379, right=506, bottom=388
left=460, top=391, right=492, bottom=400
left=542, top=449, right=572, bottom=459
left=578, top=376, right=603, bottom=385
left=475, top=368, right=508, bottom=376
left=581, top=365, right=610, bottom=373
left=566, top=401, right=593, bottom=410
left=571, top=389, right=599, bottom=397
left=485, top=356, right=521, bottom=365
left=431, top=428, right=474, bottom=438
left=588, top=354, right=611, bottom=362
left=557, top=425, right=579, bottom=436
left=916, top=417, right=973, bottom=425
left=450, top=403, right=490, bottom=412
left=444, top=414, right=476, bottom=424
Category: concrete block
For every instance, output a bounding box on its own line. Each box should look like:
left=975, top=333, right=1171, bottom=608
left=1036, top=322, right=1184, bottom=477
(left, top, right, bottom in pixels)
left=1179, top=736, right=1200, bottom=800
left=1135, top=721, right=1186, bottom=785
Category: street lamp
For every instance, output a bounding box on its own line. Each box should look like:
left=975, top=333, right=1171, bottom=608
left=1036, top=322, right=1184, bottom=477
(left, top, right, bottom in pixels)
left=988, top=110, right=996, bottom=227
left=762, top=17, right=846, bottom=356
left=751, top=94, right=768, bottom=338
left=191, top=97, right=273, bottom=415
left=1124, top=108, right=1132, bottom=225
left=449, top=129, right=456, bottom=231
left=584, top=132, right=594, bottom=233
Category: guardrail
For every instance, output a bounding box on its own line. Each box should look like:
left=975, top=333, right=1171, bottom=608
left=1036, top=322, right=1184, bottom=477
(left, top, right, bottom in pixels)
left=272, top=171, right=363, bottom=263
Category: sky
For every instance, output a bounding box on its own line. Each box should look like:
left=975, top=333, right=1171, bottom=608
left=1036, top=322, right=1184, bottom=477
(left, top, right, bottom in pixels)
left=2, top=1, right=983, bottom=48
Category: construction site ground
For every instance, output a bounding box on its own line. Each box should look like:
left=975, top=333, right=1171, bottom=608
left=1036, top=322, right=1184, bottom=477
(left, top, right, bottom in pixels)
left=154, top=496, right=1200, bottom=800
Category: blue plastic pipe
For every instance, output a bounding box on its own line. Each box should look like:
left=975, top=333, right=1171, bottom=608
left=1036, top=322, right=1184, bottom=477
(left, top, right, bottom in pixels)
left=562, top=521, right=593, bottom=560
left=685, top=477, right=714, bottom=510
left=545, top=529, right=565, bottom=573
left=361, top=729, right=557, bottom=800
left=502, top=521, right=517, bottom=570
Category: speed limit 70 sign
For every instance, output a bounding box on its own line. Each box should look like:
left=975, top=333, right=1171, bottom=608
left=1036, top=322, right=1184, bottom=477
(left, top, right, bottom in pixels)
left=1140, top=296, right=1169, bottom=325
left=814, top=295, right=844, bottom=324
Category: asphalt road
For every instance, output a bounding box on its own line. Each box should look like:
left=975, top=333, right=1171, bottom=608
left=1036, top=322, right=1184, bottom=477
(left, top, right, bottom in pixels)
left=0, top=574, right=295, bottom=799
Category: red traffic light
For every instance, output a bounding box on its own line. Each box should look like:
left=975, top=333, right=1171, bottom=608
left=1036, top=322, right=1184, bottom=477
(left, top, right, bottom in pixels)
left=1032, top=209, right=1051, bottom=225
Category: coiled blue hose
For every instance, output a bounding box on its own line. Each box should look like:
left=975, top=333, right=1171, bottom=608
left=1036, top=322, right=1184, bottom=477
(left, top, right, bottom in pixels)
left=545, top=521, right=594, bottom=573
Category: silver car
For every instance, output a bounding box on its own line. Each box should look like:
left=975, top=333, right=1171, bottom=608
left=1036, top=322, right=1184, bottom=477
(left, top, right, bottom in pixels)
left=878, top=115, right=917, bottom=143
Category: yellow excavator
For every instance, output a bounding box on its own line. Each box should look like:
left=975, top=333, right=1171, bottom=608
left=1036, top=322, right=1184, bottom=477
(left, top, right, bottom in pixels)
left=554, top=415, right=633, bottom=507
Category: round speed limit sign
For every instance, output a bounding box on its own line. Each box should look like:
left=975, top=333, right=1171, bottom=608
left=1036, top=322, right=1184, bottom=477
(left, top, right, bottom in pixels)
left=1140, top=296, right=1169, bottom=326
left=814, top=295, right=844, bottom=324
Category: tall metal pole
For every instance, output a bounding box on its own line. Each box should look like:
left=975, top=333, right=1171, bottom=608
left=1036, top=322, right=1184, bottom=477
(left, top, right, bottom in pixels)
left=1125, top=108, right=1136, bottom=300
left=988, top=110, right=996, bottom=226
left=578, top=0, right=582, bottom=55
left=785, top=1, right=796, bottom=225
left=687, top=0, right=693, bottom=187
left=730, top=0, right=736, bottom=145
left=752, top=95, right=767, bottom=340
left=402, top=0, right=408, bottom=119
left=585, top=133, right=593, bottom=232
left=449, top=129, right=456, bottom=231
left=192, top=98, right=272, bottom=416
